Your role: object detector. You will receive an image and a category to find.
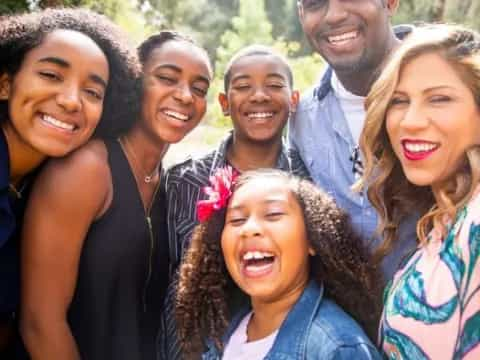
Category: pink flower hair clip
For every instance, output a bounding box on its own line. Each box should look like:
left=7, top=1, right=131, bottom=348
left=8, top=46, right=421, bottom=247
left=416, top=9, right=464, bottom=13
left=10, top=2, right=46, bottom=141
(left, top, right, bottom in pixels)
left=196, top=166, right=238, bottom=222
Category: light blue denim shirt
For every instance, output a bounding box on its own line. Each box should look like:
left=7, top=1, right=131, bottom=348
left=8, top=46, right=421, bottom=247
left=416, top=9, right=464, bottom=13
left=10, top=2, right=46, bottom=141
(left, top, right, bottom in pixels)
left=288, top=67, right=417, bottom=280
left=203, top=280, right=381, bottom=360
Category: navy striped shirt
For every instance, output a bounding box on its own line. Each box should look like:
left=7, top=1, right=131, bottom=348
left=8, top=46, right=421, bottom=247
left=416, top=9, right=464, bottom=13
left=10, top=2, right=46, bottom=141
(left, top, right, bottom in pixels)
left=159, top=132, right=310, bottom=359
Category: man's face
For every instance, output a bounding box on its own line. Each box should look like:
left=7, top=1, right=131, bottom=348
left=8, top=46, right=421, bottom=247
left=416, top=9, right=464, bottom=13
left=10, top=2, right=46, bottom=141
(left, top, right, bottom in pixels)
left=298, top=0, right=399, bottom=74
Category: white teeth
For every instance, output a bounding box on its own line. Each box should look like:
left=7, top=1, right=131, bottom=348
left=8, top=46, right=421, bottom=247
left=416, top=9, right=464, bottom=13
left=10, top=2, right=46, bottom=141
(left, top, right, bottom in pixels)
left=164, top=110, right=189, bottom=121
left=42, top=114, right=75, bottom=131
left=247, top=112, right=273, bottom=119
left=243, top=251, right=274, bottom=261
left=404, top=142, right=438, bottom=153
left=328, top=31, right=357, bottom=43
left=245, top=263, right=273, bottom=272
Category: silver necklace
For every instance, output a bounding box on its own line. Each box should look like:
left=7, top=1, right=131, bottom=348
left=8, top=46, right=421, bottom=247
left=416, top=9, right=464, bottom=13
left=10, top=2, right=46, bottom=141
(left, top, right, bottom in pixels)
left=118, top=137, right=159, bottom=183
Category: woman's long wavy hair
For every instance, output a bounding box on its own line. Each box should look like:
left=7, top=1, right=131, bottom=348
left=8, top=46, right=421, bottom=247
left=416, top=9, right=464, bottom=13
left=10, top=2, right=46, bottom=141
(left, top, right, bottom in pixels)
left=176, top=169, right=382, bottom=357
left=355, top=24, right=480, bottom=264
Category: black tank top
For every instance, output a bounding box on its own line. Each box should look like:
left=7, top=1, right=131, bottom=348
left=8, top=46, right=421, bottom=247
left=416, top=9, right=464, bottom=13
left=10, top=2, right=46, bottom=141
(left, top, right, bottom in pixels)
left=68, top=138, right=168, bottom=360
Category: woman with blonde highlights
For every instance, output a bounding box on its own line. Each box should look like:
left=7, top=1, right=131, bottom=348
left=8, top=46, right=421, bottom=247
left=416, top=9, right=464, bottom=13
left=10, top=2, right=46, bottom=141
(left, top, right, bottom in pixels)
left=357, top=24, right=480, bottom=358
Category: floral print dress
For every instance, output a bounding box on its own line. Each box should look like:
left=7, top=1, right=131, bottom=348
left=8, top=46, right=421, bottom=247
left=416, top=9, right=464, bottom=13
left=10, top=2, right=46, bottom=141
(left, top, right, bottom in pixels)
left=381, top=192, right=480, bottom=359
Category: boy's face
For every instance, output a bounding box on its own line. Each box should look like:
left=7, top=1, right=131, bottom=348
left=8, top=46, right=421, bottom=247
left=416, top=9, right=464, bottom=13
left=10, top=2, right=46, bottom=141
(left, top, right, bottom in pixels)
left=219, top=54, right=298, bottom=144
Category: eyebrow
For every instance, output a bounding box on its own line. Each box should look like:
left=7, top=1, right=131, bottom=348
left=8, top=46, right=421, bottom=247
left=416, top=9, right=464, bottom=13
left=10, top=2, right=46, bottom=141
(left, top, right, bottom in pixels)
left=395, top=85, right=456, bottom=94
left=153, top=63, right=210, bottom=84
left=231, top=73, right=287, bottom=82
left=265, top=73, right=288, bottom=81
left=227, top=198, right=287, bottom=211
left=38, top=56, right=108, bottom=89
left=38, top=56, right=69, bottom=67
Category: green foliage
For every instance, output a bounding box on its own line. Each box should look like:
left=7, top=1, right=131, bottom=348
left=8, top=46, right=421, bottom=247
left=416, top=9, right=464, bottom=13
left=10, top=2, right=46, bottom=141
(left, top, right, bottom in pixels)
left=138, top=0, right=237, bottom=59
left=0, top=0, right=29, bottom=14
left=207, top=0, right=323, bottom=129
left=394, top=0, right=480, bottom=31
left=3, top=0, right=478, bottom=134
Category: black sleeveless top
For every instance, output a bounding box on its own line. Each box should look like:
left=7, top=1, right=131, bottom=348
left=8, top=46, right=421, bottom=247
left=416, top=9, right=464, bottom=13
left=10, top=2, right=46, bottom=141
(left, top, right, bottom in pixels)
left=68, top=138, right=169, bottom=360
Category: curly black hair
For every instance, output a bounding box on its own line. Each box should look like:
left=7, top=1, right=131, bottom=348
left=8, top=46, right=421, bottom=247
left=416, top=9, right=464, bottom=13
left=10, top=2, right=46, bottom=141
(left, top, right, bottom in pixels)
left=0, top=8, right=141, bottom=138
left=176, top=169, right=383, bottom=357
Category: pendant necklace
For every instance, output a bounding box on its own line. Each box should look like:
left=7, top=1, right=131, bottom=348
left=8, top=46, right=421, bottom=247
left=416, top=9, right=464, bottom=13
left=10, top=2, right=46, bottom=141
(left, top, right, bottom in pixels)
left=118, top=137, right=160, bottom=183
left=9, top=183, right=22, bottom=199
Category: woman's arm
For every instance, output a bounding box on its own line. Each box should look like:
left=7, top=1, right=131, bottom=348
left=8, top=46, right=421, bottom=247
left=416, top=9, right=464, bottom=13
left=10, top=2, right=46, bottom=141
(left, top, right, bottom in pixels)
left=20, top=142, right=111, bottom=360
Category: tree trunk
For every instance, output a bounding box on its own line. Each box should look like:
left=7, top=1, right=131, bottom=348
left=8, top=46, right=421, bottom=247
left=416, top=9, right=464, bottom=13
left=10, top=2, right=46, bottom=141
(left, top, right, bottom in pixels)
left=429, top=0, right=446, bottom=22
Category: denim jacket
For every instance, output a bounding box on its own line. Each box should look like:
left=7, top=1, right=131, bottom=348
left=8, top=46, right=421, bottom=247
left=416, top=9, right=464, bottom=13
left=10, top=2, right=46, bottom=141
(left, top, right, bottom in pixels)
left=202, top=281, right=381, bottom=360
left=287, top=26, right=418, bottom=280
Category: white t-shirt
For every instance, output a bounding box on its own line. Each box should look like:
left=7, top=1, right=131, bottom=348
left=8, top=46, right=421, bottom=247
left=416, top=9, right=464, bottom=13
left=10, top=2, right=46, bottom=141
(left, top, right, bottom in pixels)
left=222, top=312, right=279, bottom=360
left=330, top=71, right=366, bottom=145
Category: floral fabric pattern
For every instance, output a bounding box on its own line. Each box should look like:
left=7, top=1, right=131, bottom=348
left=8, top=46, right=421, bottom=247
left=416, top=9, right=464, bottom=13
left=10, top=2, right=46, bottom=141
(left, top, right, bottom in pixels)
left=381, top=192, right=480, bottom=359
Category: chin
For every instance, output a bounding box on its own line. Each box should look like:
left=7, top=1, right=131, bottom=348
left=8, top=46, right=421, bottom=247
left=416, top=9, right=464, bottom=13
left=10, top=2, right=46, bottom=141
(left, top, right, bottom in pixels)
left=404, top=174, right=435, bottom=187
left=35, top=142, right=76, bottom=158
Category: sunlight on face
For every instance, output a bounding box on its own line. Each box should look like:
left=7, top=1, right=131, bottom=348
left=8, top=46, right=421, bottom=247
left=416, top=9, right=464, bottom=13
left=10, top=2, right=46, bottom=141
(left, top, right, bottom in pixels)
left=221, top=177, right=311, bottom=303
left=386, top=52, right=480, bottom=188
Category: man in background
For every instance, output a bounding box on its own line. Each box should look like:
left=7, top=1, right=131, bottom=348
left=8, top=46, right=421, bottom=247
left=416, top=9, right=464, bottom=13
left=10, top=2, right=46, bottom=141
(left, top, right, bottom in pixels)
left=289, top=0, right=415, bottom=279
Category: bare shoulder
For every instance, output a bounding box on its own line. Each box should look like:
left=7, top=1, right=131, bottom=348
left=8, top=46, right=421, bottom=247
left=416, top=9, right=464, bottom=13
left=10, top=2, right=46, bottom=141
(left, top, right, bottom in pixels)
left=31, top=139, right=113, bottom=217
left=39, top=139, right=109, bottom=185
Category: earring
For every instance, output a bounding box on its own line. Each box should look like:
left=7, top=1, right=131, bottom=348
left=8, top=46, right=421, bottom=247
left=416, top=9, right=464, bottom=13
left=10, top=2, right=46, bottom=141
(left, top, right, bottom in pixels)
left=0, top=74, right=11, bottom=100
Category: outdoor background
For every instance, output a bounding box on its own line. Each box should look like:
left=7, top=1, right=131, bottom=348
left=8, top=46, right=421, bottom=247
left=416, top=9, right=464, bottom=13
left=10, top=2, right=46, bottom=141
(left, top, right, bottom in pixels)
left=3, top=0, right=480, bottom=165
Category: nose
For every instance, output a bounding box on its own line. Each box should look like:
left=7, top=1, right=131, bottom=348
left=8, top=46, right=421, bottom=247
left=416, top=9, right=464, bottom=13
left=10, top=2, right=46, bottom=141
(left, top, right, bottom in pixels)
left=399, top=102, right=430, bottom=131
left=240, top=216, right=263, bottom=238
left=324, top=0, right=348, bottom=26
left=173, top=83, right=193, bottom=105
left=249, top=86, right=271, bottom=103
left=56, top=83, right=81, bottom=113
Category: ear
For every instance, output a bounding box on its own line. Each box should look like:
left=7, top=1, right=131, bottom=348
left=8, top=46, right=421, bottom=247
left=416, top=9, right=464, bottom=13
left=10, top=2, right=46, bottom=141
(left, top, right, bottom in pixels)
left=385, top=0, right=399, bottom=16
left=218, top=93, right=230, bottom=116
left=308, top=247, right=316, bottom=257
left=290, top=90, right=300, bottom=113
left=0, top=73, right=11, bottom=100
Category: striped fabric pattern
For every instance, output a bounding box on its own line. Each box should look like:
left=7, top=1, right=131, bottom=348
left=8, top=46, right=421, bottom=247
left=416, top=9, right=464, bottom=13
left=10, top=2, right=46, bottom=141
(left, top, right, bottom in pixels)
left=158, top=132, right=310, bottom=360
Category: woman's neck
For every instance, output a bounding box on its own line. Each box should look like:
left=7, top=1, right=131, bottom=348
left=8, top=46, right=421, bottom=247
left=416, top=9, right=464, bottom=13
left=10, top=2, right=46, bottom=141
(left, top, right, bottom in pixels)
left=2, top=123, right=46, bottom=184
left=122, top=124, right=169, bottom=173
left=247, top=278, right=308, bottom=342
left=226, top=135, right=282, bottom=172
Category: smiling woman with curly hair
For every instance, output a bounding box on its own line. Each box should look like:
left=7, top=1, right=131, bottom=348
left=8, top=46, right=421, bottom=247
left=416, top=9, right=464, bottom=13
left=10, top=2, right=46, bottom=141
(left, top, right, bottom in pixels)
left=0, top=8, right=139, bottom=356
left=176, top=168, right=383, bottom=359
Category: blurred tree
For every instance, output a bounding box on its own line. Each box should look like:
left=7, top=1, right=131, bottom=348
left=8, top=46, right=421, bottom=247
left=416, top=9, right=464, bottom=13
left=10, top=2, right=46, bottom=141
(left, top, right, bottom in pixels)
left=394, top=0, right=479, bottom=30
left=138, top=0, right=238, bottom=60
left=0, top=0, right=29, bottom=14
left=208, top=0, right=323, bottom=128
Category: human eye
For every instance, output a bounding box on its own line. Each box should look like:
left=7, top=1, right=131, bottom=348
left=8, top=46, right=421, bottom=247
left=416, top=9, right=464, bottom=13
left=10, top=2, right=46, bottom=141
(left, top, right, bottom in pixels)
left=388, top=95, right=409, bottom=107
left=265, top=209, right=285, bottom=220
left=301, top=0, right=326, bottom=11
left=84, top=87, right=104, bottom=101
left=232, top=82, right=251, bottom=91
left=38, top=70, right=61, bottom=81
left=266, top=82, right=286, bottom=90
left=429, top=95, right=451, bottom=104
left=155, top=73, right=176, bottom=85
left=192, top=82, right=209, bottom=98
left=227, top=216, right=246, bottom=226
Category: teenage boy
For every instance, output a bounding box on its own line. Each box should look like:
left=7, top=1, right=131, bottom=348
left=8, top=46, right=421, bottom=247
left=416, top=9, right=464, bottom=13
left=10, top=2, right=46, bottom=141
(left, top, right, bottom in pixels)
left=161, top=45, right=309, bottom=360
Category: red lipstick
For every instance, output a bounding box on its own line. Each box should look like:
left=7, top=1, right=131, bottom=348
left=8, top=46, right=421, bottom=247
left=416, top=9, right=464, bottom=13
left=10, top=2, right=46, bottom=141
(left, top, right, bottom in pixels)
left=401, top=139, right=439, bottom=161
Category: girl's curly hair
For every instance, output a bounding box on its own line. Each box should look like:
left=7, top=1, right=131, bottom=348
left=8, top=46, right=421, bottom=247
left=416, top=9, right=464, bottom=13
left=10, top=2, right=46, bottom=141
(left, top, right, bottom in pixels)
left=0, top=8, right=141, bottom=138
left=176, top=169, right=383, bottom=357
